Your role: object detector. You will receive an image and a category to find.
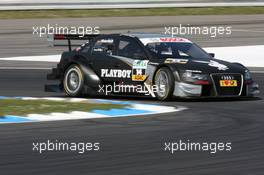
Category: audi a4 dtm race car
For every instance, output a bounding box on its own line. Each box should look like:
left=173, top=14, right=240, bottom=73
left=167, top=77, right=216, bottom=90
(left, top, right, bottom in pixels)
left=45, top=33, right=259, bottom=100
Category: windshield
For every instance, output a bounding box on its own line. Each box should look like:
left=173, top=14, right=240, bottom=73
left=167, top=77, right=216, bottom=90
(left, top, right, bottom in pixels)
left=145, top=42, right=211, bottom=60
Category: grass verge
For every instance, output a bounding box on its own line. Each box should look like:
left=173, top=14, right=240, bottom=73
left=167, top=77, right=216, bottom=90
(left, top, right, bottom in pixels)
left=0, top=99, right=126, bottom=116
left=0, top=7, right=264, bottom=19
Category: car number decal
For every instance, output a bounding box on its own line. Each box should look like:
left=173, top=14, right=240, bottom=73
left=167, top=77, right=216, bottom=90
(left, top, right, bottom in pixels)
left=132, top=60, right=149, bottom=81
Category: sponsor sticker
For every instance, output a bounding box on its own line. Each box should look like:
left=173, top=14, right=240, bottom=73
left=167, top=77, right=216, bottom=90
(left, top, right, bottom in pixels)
left=132, top=60, right=149, bottom=81
left=208, top=60, right=229, bottom=71
left=219, top=80, right=237, bottom=87
left=101, top=69, right=131, bottom=78
left=99, top=38, right=114, bottom=43
left=160, top=37, right=191, bottom=43
left=140, top=37, right=191, bottom=45
left=193, top=60, right=229, bottom=71
left=164, top=58, right=188, bottom=64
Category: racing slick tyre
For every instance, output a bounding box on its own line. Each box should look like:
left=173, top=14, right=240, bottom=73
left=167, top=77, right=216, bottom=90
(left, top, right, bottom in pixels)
left=154, top=67, right=174, bottom=101
left=63, top=64, right=84, bottom=97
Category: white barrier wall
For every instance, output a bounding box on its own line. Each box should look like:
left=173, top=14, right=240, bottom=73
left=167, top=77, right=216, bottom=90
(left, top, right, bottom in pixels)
left=2, top=0, right=262, bottom=4
left=1, top=0, right=264, bottom=10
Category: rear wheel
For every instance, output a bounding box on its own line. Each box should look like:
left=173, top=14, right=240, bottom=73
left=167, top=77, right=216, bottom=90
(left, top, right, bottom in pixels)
left=63, top=64, right=84, bottom=97
left=154, top=67, right=174, bottom=101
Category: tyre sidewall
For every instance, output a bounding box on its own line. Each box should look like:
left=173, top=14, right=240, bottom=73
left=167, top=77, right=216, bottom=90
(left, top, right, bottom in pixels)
left=63, top=64, right=84, bottom=97
left=154, top=67, right=174, bottom=101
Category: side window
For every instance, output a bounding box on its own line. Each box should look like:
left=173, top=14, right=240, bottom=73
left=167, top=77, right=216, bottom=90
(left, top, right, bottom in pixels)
left=117, top=38, right=147, bottom=59
left=92, top=38, right=115, bottom=55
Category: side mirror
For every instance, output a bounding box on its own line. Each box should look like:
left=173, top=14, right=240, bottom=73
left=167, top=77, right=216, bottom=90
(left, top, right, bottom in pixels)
left=209, top=53, right=215, bottom=58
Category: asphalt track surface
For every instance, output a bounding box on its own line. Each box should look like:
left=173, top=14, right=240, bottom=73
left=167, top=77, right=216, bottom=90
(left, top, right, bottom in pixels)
left=0, top=15, right=264, bottom=175
left=0, top=69, right=264, bottom=175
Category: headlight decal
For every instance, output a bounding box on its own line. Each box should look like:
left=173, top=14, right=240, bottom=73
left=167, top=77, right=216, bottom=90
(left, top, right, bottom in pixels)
left=181, top=70, right=209, bottom=85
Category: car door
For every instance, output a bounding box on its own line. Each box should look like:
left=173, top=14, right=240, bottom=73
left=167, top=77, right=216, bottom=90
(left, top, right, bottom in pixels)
left=89, top=36, right=125, bottom=83
left=115, top=36, right=149, bottom=84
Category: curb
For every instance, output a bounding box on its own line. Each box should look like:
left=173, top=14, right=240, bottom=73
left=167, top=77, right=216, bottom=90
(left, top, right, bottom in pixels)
left=0, top=97, right=186, bottom=124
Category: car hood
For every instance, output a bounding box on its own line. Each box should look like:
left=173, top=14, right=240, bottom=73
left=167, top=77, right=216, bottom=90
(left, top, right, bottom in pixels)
left=164, top=58, right=247, bottom=74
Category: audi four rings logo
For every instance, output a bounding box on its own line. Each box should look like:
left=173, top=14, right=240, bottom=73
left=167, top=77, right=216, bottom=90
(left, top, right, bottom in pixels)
left=221, top=75, right=234, bottom=80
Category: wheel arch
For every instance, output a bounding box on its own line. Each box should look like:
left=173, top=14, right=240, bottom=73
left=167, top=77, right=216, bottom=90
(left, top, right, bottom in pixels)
left=152, top=64, right=180, bottom=85
left=152, top=64, right=176, bottom=100
left=62, top=61, right=102, bottom=89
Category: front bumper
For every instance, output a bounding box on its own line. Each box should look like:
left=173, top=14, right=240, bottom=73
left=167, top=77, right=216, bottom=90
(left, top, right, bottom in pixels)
left=173, top=82, right=202, bottom=97
left=173, top=81, right=260, bottom=98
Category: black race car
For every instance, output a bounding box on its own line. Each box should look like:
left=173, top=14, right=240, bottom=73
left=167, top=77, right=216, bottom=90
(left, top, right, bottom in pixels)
left=45, top=33, right=259, bottom=100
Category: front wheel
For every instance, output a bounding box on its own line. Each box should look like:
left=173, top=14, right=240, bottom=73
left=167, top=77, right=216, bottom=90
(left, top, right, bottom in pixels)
left=63, top=64, right=84, bottom=97
left=154, top=67, right=174, bottom=101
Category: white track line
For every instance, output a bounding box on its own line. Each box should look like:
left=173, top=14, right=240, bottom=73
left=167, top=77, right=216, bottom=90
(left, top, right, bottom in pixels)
left=0, top=45, right=264, bottom=68
left=204, top=45, right=264, bottom=68
left=0, top=67, right=51, bottom=70
left=0, top=55, right=60, bottom=62
left=232, top=29, right=264, bottom=33
left=27, top=112, right=109, bottom=121
left=251, top=71, right=264, bottom=74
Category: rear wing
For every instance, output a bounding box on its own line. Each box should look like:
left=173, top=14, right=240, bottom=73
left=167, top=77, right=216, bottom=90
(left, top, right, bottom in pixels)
left=47, top=34, right=100, bottom=51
